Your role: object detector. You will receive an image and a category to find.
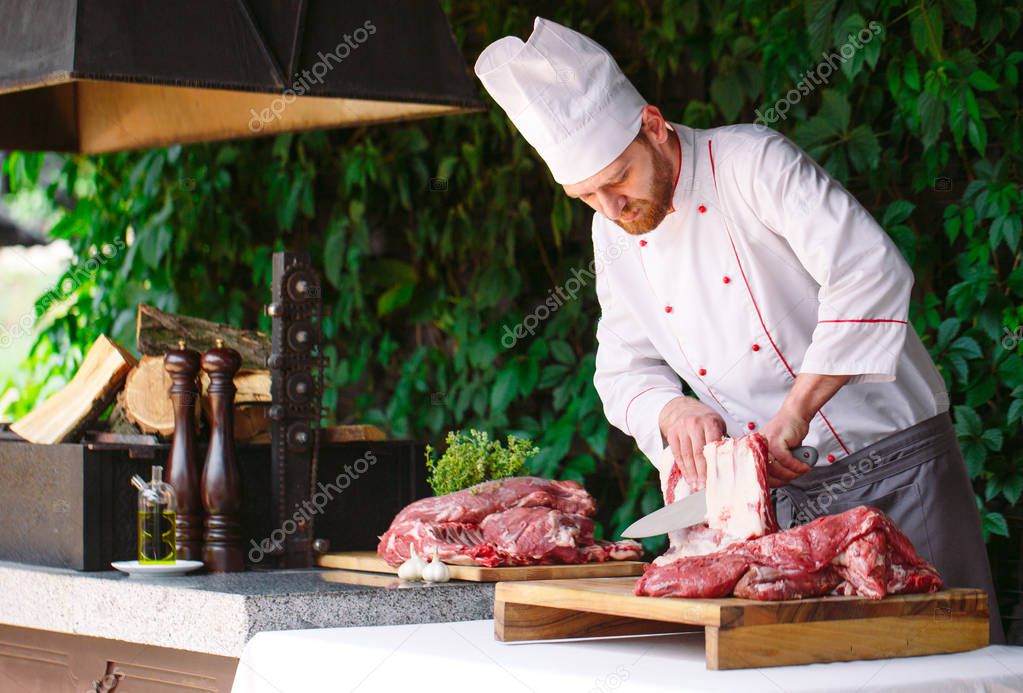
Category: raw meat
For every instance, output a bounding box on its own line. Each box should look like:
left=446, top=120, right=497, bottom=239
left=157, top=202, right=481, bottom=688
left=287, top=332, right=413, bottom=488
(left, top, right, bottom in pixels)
left=704, top=435, right=779, bottom=541
left=480, top=507, right=594, bottom=563
left=377, top=476, right=643, bottom=568
left=636, top=552, right=751, bottom=599
left=637, top=434, right=941, bottom=600
left=734, top=564, right=844, bottom=600
left=654, top=434, right=778, bottom=566
left=388, top=476, right=596, bottom=525
left=635, top=504, right=942, bottom=600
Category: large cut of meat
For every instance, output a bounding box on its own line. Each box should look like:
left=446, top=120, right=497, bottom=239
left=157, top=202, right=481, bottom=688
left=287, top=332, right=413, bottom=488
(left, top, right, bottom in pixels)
left=655, top=434, right=779, bottom=564
left=635, top=506, right=942, bottom=599
left=637, top=434, right=941, bottom=600
left=377, top=476, right=643, bottom=568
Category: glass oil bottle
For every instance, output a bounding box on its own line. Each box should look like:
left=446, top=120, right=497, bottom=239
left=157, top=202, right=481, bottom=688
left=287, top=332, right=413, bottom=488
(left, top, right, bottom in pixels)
left=131, top=465, right=177, bottom=564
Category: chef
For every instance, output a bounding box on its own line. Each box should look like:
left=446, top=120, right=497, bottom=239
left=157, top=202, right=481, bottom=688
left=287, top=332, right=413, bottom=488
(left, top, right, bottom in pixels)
left=475, top=17, right=1002, bottom=642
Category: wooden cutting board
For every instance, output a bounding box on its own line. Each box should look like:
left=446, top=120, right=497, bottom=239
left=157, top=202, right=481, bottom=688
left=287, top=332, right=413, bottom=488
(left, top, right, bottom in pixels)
left=316, top=551, right=646, bottom=581
left=494, top=577, right=990, bottom=670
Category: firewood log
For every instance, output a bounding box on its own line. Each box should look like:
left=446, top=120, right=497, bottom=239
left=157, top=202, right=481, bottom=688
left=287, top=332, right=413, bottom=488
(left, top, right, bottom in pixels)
left=120, top=354, right=176, bottom=435
left=136, top=303, right=269, bottom=371
left=121, top=355, right=271, bottom=439
left=11, top=335, right=136, bottom=444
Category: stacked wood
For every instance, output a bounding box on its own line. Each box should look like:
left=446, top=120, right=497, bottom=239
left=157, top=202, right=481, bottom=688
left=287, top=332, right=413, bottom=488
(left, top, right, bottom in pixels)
left=119, top=354, right=272, bottom=440
left=11, top=335, right=136, bottom=444
left=119, top=355, right=177, bottom=436
left=136, top=304, right=270, bottom=371
left=10, top=306, right=387, bottom=446
left=120, top=307, right=275, bottom=442
left=199, top=369, right=271, bottom=404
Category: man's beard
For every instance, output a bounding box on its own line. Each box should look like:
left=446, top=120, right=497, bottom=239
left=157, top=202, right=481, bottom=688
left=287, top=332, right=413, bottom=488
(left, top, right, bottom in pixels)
left=614, top=138, right=677, bottom=235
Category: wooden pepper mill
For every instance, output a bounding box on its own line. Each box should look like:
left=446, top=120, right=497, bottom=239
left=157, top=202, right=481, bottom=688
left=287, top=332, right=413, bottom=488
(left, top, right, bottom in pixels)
left=164, top=340, right=202, bottom=561
left=200, top=339, right=245, bottom=572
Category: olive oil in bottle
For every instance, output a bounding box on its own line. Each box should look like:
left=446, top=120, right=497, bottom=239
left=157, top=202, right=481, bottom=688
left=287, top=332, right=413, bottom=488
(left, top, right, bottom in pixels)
left=132, top=464, right=178, bottom=564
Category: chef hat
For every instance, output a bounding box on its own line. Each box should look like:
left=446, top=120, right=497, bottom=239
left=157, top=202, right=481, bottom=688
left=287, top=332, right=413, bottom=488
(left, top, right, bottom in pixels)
left=474, top=17, right=647, bottom=185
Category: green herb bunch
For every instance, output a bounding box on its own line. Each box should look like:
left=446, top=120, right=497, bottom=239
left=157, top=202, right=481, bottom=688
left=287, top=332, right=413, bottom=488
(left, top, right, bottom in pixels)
left=425, top=429, right=539, bottom=496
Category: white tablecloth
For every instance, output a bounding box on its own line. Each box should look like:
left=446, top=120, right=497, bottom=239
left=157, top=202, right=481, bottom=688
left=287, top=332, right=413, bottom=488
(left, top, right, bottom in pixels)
left=230, top=619, right=1023, bottom=693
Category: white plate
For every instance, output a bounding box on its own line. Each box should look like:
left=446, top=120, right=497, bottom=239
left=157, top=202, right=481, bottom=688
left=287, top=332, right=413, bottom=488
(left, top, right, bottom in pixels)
left=110, top=560, right=204, bottom=577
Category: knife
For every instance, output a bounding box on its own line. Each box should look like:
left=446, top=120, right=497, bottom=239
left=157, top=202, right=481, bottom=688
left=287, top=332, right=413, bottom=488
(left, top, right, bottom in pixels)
left=620, top=446, right=819, bottom=538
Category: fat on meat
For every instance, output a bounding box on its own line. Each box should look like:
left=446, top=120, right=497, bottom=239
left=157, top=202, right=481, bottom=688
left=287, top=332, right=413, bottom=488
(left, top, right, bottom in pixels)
left=653, top=434, right=778, bottom=566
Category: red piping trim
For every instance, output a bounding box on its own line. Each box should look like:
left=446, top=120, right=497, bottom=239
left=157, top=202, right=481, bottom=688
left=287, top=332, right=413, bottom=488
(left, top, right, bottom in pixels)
left=707, top=142, right=795, bottom=375
left=818, top=319, right=908, bottom=324
left=624, top=386, right=657, bottom=435
left=676, top=344, right=731, bottom=416
left=817, top=408, right=850, bottom=454
left=707, top=139, right=851, bottom=455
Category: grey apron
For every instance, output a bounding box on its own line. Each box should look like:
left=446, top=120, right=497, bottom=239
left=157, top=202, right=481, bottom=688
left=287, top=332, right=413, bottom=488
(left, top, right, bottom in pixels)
left=773, top=411, right=1004, bottom=644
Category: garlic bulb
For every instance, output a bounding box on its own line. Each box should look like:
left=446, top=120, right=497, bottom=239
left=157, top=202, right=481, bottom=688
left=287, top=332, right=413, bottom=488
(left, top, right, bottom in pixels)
left=422, top=546, right=450, bottom=583
left=397, top=546, right=426, bottom=580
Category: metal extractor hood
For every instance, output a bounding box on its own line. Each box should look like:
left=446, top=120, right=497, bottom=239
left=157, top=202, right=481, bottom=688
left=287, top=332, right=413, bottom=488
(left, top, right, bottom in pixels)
left=0, top=0, right=484, bottom=153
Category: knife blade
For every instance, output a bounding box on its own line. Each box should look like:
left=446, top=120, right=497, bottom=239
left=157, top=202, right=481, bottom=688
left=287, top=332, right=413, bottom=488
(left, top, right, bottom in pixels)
left=620, top=446, right=819, bottom=538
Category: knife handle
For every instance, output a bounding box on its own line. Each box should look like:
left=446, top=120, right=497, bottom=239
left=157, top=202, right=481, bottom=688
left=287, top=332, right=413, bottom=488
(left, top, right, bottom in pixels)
left=789, top=446, right=820, bottom=467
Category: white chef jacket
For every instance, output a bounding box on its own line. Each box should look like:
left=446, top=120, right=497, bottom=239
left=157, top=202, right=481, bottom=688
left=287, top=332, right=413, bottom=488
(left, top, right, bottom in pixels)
left=592, top=122, right=949, bottom=478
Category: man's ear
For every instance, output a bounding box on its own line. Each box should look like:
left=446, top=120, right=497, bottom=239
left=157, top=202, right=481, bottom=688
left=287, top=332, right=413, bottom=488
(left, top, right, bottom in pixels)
left=640, top=105, right=669, bottom=145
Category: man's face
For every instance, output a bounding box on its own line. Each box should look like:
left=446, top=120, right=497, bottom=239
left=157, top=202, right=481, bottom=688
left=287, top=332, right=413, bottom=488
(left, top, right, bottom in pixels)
left=562, top=131, right=676, bottom=235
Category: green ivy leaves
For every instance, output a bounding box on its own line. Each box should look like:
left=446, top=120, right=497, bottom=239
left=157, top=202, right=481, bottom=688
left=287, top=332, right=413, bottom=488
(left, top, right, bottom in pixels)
left=3, top=0, right=1021, bottom=551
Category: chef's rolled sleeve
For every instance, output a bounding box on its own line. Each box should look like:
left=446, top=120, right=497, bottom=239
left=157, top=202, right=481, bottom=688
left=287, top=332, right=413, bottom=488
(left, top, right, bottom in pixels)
left=591, top=220, right=683, bottom=466
left=730, top=129, right=913, bottom=383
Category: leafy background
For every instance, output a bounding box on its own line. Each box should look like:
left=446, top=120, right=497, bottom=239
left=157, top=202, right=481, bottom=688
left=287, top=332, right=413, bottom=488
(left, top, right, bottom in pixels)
left=1, top=0, right=1021, bottom=619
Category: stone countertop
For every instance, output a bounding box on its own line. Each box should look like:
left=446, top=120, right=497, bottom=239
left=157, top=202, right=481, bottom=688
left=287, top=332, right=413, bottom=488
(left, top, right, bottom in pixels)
left=0, top=560, right=494, bottom=657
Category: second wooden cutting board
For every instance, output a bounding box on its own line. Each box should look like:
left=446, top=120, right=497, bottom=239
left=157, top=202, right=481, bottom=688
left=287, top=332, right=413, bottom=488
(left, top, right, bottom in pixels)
left=493, top=577, right=990, bottom=670
left=317, top=550, right=646, bottom=581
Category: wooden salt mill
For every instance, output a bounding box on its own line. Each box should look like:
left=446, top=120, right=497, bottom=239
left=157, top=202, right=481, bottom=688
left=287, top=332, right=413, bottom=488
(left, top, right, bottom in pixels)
left=164, top=340, right=202, bottom=560
left=200, top=339, right=245, bottom=572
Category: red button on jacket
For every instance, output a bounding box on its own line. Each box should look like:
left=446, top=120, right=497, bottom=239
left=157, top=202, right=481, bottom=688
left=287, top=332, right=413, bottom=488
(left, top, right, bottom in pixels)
left=827, top=454, right=836, bottom=463
left=665, top=306, right=673, bottom=313
left=698, top=368, right=706, bottom=376
left=640, top=239, right=647, bottom=247
left=698, top=205, right=707, bottom=213
left=747, top=422, right=756, bottom=430
left=723, top=276, right=731, bottom=284
left=752, top=344, right=761, bottom=352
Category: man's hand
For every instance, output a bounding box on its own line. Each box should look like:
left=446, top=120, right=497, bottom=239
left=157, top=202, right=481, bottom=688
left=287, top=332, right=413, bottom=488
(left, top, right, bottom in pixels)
left=762, top=373, right=852, bottom=487
left=759, top=408, right=811, bottom=488
left=658, top=396, right=726, bottom=491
